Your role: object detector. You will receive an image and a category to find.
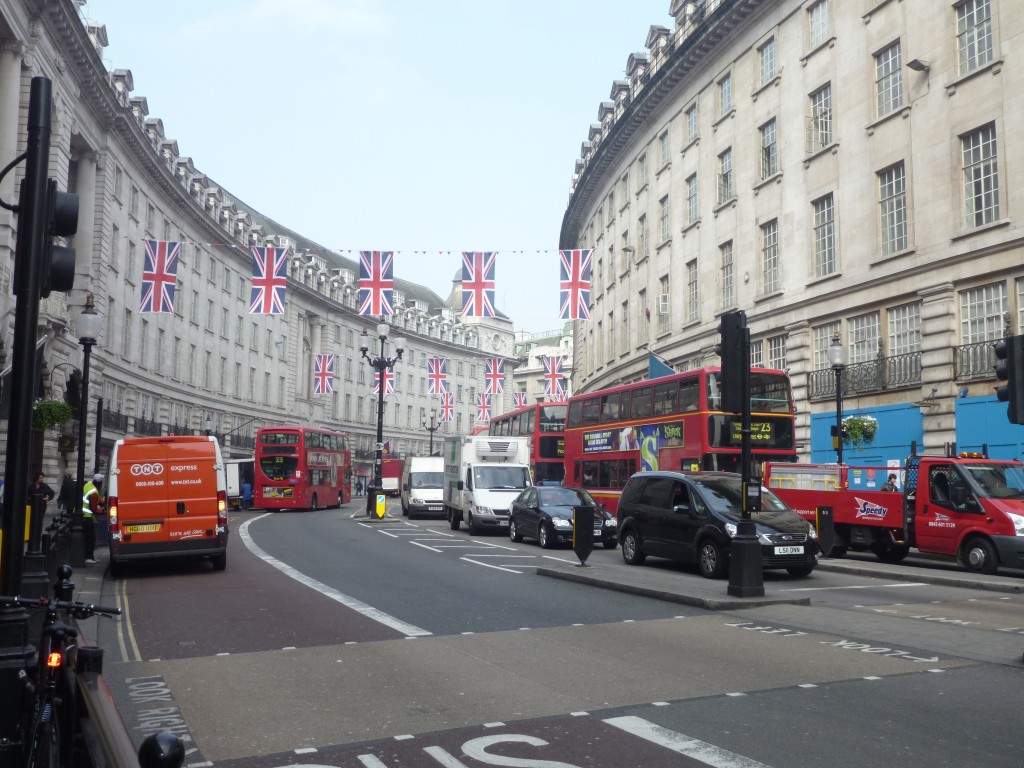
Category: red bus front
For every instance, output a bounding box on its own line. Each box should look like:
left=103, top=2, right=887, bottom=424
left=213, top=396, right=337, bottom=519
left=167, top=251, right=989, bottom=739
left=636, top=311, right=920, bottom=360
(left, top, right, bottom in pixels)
left=255, top=427, right=351, bottom=511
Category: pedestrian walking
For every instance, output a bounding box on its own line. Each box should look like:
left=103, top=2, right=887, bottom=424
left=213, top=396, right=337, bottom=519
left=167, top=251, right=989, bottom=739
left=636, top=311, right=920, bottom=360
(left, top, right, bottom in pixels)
left=241, top=479, right=253, bottom=511
left=58, top=473, right=77, bottom=513
left=30, top=472, right=56, bottom=515
left=82, top=473, right=105, bottom=564
left=881, top=473, right=899, bottom=492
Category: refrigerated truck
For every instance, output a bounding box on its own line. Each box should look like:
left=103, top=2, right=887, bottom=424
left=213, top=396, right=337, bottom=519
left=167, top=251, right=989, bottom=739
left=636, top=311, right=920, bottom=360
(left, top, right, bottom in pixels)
left=380, top=457, right=404, bottom=497
left=443, top=435, right=532, bottom=534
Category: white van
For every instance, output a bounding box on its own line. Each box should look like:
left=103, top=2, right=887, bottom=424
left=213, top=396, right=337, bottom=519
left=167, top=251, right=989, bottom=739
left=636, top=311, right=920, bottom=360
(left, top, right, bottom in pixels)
left=400, top=456, right=445, bottom=519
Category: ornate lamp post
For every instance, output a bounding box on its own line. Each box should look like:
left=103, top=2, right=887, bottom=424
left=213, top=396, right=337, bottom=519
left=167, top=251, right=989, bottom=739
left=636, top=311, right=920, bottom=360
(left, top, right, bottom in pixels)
left=71, top=293, right=103, bottom=565
left=422, top=408, right=440, bottom=456
left=827, top=330, right=849, bottom=465
left=360, top=323, right=405, bottom=516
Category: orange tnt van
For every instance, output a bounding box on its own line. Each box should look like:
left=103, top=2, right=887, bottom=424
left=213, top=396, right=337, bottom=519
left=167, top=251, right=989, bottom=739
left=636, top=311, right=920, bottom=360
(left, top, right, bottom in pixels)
left=107, top=435, right=229, bottom=574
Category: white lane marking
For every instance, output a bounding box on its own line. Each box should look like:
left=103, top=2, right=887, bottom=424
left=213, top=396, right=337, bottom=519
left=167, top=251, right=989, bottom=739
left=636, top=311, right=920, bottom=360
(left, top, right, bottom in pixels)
left=239, top=516, right=431, bottom=637
left=410, top=541, right=443, bottom=553
left=460, top=557, right=523, bottom=574
left=604, top=716, right=773, bottom=767
left=781, top=583, right=928, bottom=592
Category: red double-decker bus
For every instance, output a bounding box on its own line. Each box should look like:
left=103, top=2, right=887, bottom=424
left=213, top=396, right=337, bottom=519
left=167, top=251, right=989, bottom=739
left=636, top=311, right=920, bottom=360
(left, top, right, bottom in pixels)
left=489, top=402, right=567, bottom=484
left=254, top=426, right=352, bottom=511
left=563, top=366, right=796, bottom=513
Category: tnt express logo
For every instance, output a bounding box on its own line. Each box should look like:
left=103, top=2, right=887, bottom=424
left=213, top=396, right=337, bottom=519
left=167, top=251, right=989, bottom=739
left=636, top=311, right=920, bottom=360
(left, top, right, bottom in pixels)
left=130, top=463, right=164, bottom=476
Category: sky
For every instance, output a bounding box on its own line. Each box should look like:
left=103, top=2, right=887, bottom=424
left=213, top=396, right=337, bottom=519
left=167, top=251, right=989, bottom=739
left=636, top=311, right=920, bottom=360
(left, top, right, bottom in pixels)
left=79, top=0, right=672, bottom=334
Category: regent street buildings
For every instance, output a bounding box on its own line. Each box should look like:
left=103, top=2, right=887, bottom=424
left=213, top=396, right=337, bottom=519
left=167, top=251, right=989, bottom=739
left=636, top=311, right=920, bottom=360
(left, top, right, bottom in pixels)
left=0, top=0, right=515, bottom=480
left=561, top=0, right=1024, bottom=463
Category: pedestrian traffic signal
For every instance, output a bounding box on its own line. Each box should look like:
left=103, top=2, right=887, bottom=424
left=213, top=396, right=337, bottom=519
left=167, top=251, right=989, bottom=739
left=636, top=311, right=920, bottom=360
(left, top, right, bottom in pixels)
left=41, top=178, right=78, bottom=298
left=63, top=369, right=81, bottom=416
left=993, top=334, right=1024, bottom=425
left=716, top=310, right=748, bottom=414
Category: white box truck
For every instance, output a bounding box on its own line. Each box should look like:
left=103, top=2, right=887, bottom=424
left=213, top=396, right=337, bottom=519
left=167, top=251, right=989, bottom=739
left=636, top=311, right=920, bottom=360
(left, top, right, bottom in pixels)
left=443, top=435, right=532, bottom=534
left=401, top=455, right=445, bottom=519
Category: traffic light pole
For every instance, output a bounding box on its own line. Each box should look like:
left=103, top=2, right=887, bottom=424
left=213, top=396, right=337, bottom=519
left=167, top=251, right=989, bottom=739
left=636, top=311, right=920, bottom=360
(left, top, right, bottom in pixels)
left=0, top=76, right=54, bottom=757
left=718, top=310, right=765, bottom=598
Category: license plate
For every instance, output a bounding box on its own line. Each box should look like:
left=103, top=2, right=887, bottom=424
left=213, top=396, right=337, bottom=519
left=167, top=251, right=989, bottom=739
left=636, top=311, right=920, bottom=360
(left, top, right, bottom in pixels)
left=774, top=545, right=804, bottom=555
left=428, top=506, right=442, bottom=512
left=499, top=520, right=509, bottom=526
left=125, top=524, right=160, bottom=534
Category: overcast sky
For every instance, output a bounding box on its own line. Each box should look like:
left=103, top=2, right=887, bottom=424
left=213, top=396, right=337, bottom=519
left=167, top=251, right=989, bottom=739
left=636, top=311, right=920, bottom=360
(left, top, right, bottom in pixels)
left=80, top=0, right=672, bottom=334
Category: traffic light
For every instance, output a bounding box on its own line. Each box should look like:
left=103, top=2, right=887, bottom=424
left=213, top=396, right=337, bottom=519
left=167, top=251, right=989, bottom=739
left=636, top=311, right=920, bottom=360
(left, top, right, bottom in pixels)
left=64, top=369, right=81, bottom=417
left=41, top=177, right=78, bottom=298
left=994, top=334, right=1024, bottom=425
left=716, top=310, right=748, bottom=414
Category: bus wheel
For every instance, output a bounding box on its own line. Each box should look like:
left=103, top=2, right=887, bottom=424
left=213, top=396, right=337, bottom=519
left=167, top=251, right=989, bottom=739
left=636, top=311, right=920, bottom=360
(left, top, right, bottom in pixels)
left=310, top=493, right=319, bottom=511
left=961, top=537, right=998, bottom=574
left=337, top=492, right=343, bottom=508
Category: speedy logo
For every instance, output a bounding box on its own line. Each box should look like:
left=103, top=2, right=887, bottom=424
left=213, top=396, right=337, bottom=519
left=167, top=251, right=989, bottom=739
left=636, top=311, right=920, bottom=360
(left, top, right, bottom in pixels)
left=130, top=463, right=164, bottom=476
left=854, top=497, right=888, bottom=520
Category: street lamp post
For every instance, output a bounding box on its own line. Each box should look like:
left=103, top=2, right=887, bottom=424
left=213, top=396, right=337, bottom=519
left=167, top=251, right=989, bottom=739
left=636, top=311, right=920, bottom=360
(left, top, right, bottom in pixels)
left=360, top=323, right=405, bottom=517
left=827, top=330, right=849, bottom=465
left=422, top=408, right=440, bottom=456
left=71, top=293, right=103, bottom=566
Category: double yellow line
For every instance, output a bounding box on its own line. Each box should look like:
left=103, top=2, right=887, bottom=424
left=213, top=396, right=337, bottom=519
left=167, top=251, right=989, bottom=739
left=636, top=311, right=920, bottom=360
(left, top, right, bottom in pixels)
left=112, top=577, right=143, bottom=663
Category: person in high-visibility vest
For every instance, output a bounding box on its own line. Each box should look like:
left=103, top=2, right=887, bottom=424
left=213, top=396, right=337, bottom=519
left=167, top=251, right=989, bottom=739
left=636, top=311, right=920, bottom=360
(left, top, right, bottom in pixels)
left=82, top=473, right=105, bottom=564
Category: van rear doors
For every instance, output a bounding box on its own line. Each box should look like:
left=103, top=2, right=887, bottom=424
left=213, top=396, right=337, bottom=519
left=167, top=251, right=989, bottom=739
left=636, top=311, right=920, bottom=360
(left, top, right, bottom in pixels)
left=108, top=436, right=228, bottom=571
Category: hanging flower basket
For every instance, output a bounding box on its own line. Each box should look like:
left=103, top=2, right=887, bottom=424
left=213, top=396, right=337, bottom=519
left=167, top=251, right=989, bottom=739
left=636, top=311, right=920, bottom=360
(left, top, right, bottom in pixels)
left=842, top=414, right=878, bottom=446
left=32, top=400, right=74, bottom=431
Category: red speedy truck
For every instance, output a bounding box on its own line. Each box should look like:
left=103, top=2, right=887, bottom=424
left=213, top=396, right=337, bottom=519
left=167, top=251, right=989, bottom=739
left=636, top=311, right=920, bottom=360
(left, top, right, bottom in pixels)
left=764, top=449, right=1024, bottom=574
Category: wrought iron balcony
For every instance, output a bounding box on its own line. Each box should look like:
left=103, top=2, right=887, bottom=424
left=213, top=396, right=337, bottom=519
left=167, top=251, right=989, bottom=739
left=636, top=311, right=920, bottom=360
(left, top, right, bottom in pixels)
left=135, top=417, right=163, bottom=436
left=808, top=351, right=922, bottom=400
left=232, top=434, right=255, bottom=450
left=953, top=339, right=997, bottom=381
left=102, top=409, right=129, bottom=432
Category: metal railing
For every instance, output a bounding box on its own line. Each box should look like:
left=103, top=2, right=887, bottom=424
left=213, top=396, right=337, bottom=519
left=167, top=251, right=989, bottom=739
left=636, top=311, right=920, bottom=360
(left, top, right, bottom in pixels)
left=134, top=417, right=162, bottom=436
left=808, top=351, right=922, bottom=400
left=102, top=410, right=129, bottom=432
left=953, top=339, right=997, bottom=380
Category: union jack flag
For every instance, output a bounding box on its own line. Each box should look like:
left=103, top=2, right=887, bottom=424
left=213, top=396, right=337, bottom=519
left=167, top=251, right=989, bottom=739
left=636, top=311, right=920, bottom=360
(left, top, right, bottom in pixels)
left=543, top=355, right=565, bottom=398
left=512, top=391, right=528, bottom=408
left=552, top=381, right=568, bottom=402
left=358, top=250, right=394, bottom=316
left=483, top=357, right=505, bottom=395
left=249, top=246, right=289, bottom=314
left=372, top=366, right=395, bottom=397
left=427, top=357, right=448, bottom=395
left=313, top=354, right=335, bottom=395
left=139, top=239, right=180, bottom=314
left=476, top=393, right=491, bottom=423
left=460, top=251, right=496, bottom=318
left=558, top=249, right=593, bottom=320
left=439, top=391, right=454, bottom=422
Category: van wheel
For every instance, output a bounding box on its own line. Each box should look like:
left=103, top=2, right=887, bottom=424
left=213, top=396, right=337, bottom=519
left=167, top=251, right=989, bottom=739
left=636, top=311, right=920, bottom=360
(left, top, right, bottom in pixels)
left=211, top=552, right=227, bottom=571
left=961, top=537, right=998, bottom=574
left=448, top=510, right=461, bottom=531
left=698, top=539, right=727, bottom=579
left=467, top=513, right=476, bottom=535
left=402, top=501, right=408, bottom=517
left=621, top=529, right=646, bottom=565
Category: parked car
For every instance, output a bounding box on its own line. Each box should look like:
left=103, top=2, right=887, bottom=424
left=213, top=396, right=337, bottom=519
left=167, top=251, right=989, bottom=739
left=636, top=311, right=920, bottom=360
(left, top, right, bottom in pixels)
left=509, top=486, right=618, bottom=549
left=617, top=471, right=818, bottom=578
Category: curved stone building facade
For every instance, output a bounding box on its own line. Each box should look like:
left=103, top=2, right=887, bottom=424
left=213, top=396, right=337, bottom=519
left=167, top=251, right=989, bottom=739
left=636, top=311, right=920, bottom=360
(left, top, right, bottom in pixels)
left=560, top=0, right=1024, bottom=462
left=0, top=0, right=514, bottom=482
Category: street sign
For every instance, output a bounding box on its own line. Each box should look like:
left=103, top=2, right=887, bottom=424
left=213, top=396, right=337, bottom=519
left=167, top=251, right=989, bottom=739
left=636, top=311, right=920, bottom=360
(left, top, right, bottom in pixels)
left=375, top=441, right=385, bottom=451
left=375, top=493, right=386, bottom=518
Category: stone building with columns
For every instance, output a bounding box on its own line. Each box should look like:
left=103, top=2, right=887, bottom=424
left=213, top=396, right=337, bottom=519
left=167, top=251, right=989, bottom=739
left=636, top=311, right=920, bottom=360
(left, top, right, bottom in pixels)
left=561, top=0, right=1024, bottom=463
left=0, top=0, right=515, bottom=483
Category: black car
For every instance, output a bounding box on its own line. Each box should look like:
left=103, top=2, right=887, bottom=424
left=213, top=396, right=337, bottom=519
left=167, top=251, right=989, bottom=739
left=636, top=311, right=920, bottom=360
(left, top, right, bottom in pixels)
left=509, top=486, right=618, bottom=549
left=617, top=471, right=818, bottom=578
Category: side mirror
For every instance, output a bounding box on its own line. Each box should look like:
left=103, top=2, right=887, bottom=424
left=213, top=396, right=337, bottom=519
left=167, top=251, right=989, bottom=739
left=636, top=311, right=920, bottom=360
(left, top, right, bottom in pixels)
left=672, top=504, right=690, bottom=515
left=457, top=480, right=464, bottom=491
left=402, top=483, right=409, bottom=491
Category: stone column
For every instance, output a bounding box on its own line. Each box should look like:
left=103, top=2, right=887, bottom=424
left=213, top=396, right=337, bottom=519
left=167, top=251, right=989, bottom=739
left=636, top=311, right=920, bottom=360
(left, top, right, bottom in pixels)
left=919, top=283, right=957, bottom=450
left=785, top=320, right=812, bottom=460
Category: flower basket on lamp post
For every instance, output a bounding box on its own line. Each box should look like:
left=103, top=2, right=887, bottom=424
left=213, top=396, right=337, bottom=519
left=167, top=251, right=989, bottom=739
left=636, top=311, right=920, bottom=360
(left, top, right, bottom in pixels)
left=842, top=415, right=878, bottom=447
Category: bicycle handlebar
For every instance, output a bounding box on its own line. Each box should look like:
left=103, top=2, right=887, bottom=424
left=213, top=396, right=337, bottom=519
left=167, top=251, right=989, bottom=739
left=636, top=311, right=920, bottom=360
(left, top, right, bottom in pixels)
left=0, top=595, right=121, bottom=619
